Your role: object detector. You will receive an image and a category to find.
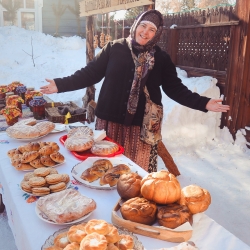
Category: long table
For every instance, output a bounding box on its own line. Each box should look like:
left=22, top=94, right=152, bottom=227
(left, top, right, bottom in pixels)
left=0, top=132, right=249, bottom=250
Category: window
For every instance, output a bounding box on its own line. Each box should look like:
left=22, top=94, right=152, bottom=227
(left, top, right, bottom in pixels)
left=26, top=0, right=34, bottom=9
left=2, top=0, right=23, bottom=8
left=3, top=11, right=18, bottom=26
left=21, top=12, right=35, bottom=30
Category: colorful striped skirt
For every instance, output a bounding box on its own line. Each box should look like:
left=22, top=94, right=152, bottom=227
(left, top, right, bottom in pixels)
left=95, top=118, right=158, bottom=172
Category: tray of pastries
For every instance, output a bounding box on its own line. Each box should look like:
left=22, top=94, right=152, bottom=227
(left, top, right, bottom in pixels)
left=20, top=167, right=70, bottom=196
left=6, top=118, right=55, bottom=140
left=36, top=189, right=96, bottom=225
left=59, top=126, right=124, bottom=160
left=71, top=157, right=136, bottom=190
left=7, top=141, right=65, bottom=171
left=111, top=170, right=211, bottom=243
left=41, top=219, right=144, bottom=250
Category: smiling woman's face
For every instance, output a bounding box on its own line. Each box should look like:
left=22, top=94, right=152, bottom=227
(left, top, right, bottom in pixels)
left=135, top=22, right=157, bottom=45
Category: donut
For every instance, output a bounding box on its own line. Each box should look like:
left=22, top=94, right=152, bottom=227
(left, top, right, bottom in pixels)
left=85, top=219, right=109, bottom=235
left=67, top=224, right=87, bottom=244
left=80, top=232, right=107, bottom=250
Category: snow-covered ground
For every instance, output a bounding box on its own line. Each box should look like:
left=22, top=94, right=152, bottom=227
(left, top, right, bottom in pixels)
left=0, top=26, right=249, bottom=249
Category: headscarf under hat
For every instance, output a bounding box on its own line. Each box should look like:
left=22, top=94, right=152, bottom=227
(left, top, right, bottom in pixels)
left=124, top=10, right=163, bottom=125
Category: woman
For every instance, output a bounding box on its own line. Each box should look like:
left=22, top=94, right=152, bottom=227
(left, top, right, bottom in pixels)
left=40, top=10, right=229, bottom=172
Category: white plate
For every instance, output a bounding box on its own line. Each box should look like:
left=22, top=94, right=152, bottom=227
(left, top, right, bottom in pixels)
left=35, top=203, right=93, bottom=225
left=13, top=160, right=66, bottom=172
left=50, top=123, right=66, bottom=133
left=7, top=133, right=49, bottom=141
left=21, top=180, right=69, bottom=196
left=71, top=157, right=137, bottom=190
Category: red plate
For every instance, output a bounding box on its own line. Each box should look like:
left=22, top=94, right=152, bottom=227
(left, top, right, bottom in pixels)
left=59, top=135, right=124, bottom=161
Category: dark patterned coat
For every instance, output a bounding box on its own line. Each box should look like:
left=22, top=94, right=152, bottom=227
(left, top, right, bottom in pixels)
left=54, top=38, right=210, bottom=126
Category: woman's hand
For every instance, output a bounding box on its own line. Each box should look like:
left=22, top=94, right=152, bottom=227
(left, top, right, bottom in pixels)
left=206, top=99, right=230, bottom=112
left=40, top=79, right=58, bottom=94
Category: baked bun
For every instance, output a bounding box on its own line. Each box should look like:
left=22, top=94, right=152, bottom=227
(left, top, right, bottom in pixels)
left=21, top=151, right=39, bottom=163
left=67, top=224, right=87, bottom=244
left=157, top=203, right=191, bottom=229
left=85, top=219, right=109, bottom=235
left=120, top=197, right=157, bottom=225
left=81, top=168, right=99, bottom=183
left=107, top=243, right=119, bottom=250
left=54, top=231, right=70, bottom=248
left=7, top=148, right=20, bottom=158
left=141, top=170, right=181, bottom=204
left=114, top=234, right=134, bottom=250
left=178, top=185, right=211, bottom=214
left=105, top=224, right=120, bottom=244
left=64, top=242, right=80, bottom=250
left=99, top=173, right=120, bottom=187
left=80, top=232, right=107, bottom=250
left=117, top=172, right=142, bottom=200
left=50, top=152, right=65, bottom=163
left=90, top=159, right=113, bottom=177
left=90, top=141, right=119, bottom=156
left=67, top=126, right=93, bottom=138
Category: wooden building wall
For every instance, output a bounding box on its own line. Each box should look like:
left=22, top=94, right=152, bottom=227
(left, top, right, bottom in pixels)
left=42, top=0, right=86, bottom=37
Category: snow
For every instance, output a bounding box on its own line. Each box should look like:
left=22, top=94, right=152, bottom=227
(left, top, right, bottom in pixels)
left=0, top=26, right=250, bottom=248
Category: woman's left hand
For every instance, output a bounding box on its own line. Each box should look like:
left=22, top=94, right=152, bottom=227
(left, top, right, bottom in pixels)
left=206, top=99, right=230, bottom=112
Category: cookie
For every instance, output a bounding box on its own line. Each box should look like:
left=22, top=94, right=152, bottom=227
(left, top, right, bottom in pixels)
left=34, top=167, right=51, bottom=177
left=61, top=174, right=70, bottom=184
left=49, top=182, right=66, bottom=192
left=32, top=187, right=50, bottom=196
left=48, top=168, right=58, bottom=174
left=23, top=172, right=35, bottom=181
left=28, top=176, right=46, bottom=187
left=21, top=181, right=32, bottom=193
left=45, top=174, right=63, bottom=184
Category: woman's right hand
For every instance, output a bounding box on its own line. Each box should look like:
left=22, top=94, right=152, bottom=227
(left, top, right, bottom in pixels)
left=40, top=79, right=58, bottom=94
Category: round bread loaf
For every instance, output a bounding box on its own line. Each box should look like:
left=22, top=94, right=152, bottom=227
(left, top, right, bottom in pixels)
left=90, top=141, right=119, bottom=156
left=141, top=170, right=181, bottom=204
left=117, top=172, right=142, bottom=200
left=157, top=203, right=192, bottom=229
left=178, top=185, right=211, bottom=214
left=120, top=197, right=157, bottom=225
left=65, top=137, right=94, bottom=152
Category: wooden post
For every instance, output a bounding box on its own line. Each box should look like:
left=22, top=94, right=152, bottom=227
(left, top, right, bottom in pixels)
left=83, top=15, right=96, bottom=123
left=222, top=0, right=250, bottom=139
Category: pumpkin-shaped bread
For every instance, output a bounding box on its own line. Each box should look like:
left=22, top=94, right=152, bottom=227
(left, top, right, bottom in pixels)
left=117, top=172, right=142, bottom=200
left=140, top=170, right=181, bottom=204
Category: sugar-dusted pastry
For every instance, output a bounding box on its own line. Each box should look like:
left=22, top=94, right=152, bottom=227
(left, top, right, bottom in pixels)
left=54, top=232, right=70, bottom=248
left=35, top=121, right=55, bottom=136
left=105, top=224, right=120, bottom=244
left=64, top=137, right=94, bottom=152
left=85, top=219, right=109, bottom=235
left=63, top=242, right=80, bottom=250
left=114, top=234, right=134, bottom=250
left=36, top=189, right=96, bottom=224
left=80, top=232, right=107, bottom=250
left=67, top=224, right=87, bottom=244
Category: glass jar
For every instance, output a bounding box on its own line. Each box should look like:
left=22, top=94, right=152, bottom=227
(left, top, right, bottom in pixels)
left=16, top=86, right=27, bottom=101
left=25, top=87, right=34, bottom=107
left=29, top=96, right=47, bottom=120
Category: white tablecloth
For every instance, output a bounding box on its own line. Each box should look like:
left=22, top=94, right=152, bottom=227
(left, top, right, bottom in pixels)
left=0, top=132, right=249, bottom=250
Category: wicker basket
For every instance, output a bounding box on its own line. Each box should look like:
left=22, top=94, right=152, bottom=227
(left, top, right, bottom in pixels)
left=45, top=102, right=86, bottom=124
